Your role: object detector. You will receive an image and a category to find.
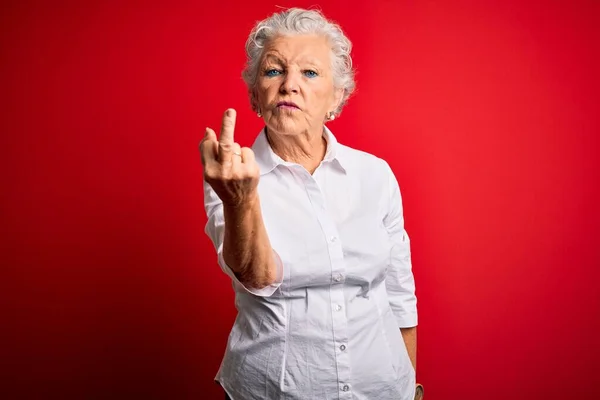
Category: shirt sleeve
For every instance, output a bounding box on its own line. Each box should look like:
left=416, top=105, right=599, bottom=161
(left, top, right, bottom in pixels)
left=382, top=162, right=418, bottom=328
left=203, top=180, right=284, bottom=297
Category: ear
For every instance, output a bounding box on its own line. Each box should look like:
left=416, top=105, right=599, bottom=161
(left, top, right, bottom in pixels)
left=249, top=88, right=259, bottom=112
left=331, top=87, right=344, bottom=112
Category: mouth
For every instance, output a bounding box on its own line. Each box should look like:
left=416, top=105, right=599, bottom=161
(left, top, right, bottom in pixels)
left=276, top=101, right=300, bottom=110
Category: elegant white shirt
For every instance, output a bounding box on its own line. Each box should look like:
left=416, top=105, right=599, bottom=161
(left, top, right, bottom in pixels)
left=204, top=127, right=418, bottom=400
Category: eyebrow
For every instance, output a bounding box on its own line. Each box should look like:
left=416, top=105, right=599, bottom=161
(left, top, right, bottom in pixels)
left=262, top=54, right=324, bottom=68
left=263, top=54, right=285, bottom=65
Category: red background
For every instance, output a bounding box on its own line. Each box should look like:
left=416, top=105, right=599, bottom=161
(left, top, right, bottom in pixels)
left=3, top=0, right=599, bottom=399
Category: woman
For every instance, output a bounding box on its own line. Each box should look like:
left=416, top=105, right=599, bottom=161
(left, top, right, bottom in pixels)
left=200, top=8, right=422, bottom=400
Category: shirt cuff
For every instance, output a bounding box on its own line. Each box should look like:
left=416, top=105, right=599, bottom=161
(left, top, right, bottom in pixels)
left=218, top=249, right=284, bottom=297
left=394, top=311, right=418, bottom=328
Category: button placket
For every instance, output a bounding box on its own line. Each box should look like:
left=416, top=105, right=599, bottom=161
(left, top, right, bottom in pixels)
left=305, top=169, right=351, bottom=397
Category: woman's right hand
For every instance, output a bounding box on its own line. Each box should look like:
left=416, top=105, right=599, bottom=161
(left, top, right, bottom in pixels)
left=200, top=108, right=260, bottom=208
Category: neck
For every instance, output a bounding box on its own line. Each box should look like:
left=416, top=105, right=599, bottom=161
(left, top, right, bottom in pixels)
left=266, top=126, right=327, bottom=174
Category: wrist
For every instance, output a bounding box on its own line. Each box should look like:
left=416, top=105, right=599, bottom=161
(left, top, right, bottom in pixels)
left=223, top=191, right=260, bottom=212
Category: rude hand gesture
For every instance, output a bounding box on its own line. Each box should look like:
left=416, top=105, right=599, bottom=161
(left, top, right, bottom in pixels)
left=200, top=109, right=260, bottom=207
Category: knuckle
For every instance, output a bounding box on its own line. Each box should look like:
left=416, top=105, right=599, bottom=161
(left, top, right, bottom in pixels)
left=204, top=165, right=225, bottom=180
left=219, top=143, right=232, bottom=152
left=230, top=170, right=244, bottom=181
left=203, top=166, right=216, bottom=180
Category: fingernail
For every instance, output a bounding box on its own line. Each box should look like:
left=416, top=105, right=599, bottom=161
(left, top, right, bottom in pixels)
left=226, top=109, right=234, bottom=117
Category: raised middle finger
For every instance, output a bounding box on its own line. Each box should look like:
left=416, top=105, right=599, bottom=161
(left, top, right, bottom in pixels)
left=218, top=108, right=236, bottom=163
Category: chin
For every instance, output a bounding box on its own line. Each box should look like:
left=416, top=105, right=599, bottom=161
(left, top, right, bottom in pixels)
left=267, top=116, right=303, bottom=136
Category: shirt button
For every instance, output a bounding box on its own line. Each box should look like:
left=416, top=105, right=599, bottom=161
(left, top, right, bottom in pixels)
left=330, top=236, right=337, bottom=243
left=340, top=344, right=346, bottom=351
left=335, top=304, right=342, bottom=311
left=342, top=385, right=350, bottom=391
left=333, top=274, right=342, bottom=282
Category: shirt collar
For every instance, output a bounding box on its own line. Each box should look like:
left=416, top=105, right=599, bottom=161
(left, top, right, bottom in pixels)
left=252, top=126, right=348, bottom=175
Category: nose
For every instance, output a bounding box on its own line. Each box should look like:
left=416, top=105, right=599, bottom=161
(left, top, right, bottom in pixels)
left=279, top=70, right=300, bottom=94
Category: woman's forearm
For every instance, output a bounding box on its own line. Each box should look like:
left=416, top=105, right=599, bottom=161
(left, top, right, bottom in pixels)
left=400, top=326, right=417, bottom=372
left=222, top=194, right=277, bottom=289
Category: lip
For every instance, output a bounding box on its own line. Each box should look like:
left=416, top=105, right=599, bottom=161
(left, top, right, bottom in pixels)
left=276, top=101, right=300, bottom=109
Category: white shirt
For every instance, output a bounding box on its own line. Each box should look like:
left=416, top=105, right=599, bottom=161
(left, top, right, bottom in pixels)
left=204, top=127, right=418, bottom=400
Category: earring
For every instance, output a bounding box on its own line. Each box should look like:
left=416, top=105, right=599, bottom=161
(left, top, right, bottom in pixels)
left=327, top=112, right=336, bottom=121
left=257, top=110, right=262, bottom=117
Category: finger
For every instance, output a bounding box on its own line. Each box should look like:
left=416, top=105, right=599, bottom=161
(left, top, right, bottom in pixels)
left=199, top=127, right=218, bottom=166
left=231, top=142, right=242, bottom=167
left=204, top=126, right=217, bottom=141
left=240, top=147, right=255, bottom=164
left=218, top=108, right=236, bottom=163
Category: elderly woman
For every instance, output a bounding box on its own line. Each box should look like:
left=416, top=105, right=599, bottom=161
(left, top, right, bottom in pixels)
left=200, top=8, right=422, bottom=400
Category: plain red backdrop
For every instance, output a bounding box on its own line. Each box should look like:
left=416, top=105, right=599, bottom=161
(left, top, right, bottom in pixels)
left=2, top=0, right=599, bottom=399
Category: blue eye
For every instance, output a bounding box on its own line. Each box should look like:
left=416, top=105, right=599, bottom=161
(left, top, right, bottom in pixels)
left=303, top=70, right=318, bottom=78
left=265, top=69, right=281, bottom=77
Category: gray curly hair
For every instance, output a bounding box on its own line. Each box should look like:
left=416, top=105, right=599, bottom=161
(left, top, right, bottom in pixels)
left=242, top=8, right=356, bottom=117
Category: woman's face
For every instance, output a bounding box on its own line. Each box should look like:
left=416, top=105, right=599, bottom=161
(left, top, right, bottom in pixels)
left=255, top=34, right=343, bottom=137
